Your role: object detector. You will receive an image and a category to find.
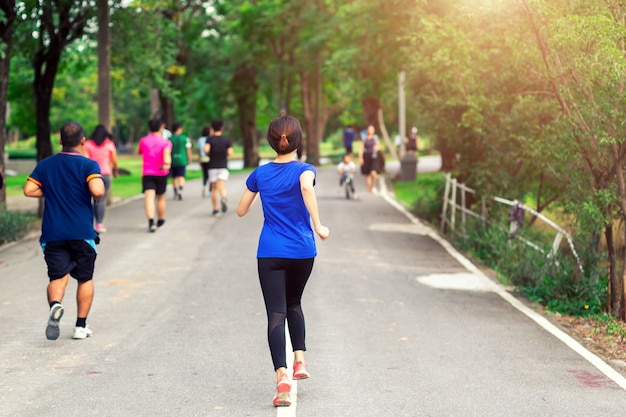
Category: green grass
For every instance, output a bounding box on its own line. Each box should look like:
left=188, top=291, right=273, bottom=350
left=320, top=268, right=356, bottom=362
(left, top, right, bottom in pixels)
left=391, top=173, right=445, bottom=223
left=4, top=155, right=204, bottom=199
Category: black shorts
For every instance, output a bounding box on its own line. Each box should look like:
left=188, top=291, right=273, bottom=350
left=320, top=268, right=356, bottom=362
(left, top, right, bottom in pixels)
left=170, top=166, right=186, bottom=178
left=142, top=175, right=168, bottom=195
left=43, top=240, right=97, bottom=282
left=361, top=153, right=379, bottom=175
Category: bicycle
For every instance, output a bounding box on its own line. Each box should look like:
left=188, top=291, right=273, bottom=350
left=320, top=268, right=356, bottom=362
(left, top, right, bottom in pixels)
left=344, top=175, right=355, bottom=199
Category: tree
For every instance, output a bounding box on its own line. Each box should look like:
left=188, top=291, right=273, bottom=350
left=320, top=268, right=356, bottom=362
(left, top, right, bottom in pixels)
left=25, top=1, right=94, bottom=161
left=97, top=0, right=112, bottom=130
left=0, top=2, right=16, bottom=208
left=519, top=0, right=626, bottom=319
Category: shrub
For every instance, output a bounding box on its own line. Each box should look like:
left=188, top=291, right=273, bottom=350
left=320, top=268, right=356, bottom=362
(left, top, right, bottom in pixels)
left=392, top=173, right=445, bottom=224
left=455, top=220, right=607, bottom=316
left=0, top=209, right=37, bottom=245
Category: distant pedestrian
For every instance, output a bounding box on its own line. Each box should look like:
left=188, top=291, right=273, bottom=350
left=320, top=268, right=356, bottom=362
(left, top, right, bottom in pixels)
left=197, top=125, right=212, bottom=198
left=137, top=118, right=172, bottom=232
left=161, top=121, right=172, bottom=140
left=84, top=124, right=119, bottom=233
left=23, top=121, right=105, bottom=341
left=406, top=127, right=419, bottom=154
left=237, top=113, right=329, bottom=408
left=204, top=120, right=233, bottom=216
left=358, top=124, right=380, bottom=193
left=168, top=122, right=192, bottom=200
left=337, top=152, right=357, bottom=196
left=342, top=126, right=356, bottom=155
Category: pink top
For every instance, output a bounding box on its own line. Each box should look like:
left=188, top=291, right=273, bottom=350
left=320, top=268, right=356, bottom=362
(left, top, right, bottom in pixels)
left=137, top=133, right=172, bottom=176
left=84, top=139, right=117, bottom=175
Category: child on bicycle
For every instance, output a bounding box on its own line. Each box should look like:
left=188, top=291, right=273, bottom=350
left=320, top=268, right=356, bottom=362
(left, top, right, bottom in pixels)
left=337, top=153, right=356, bottom=194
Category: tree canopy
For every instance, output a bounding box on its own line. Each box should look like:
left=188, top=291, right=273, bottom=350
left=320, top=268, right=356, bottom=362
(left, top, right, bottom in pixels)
left=1, top=0, right=626, bottom=318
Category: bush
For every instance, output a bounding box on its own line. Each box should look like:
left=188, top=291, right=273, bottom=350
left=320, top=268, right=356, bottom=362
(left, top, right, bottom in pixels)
left=0, top=209, right=37, bottom=245
left=454, top=220, right=607, bottom=316
left=393, top=172, right=610, bottom=318
left=392, top=173, right=445, bottom=223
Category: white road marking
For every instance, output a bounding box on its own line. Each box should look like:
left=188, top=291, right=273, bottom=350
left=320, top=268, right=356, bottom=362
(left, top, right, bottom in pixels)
left=418, top=272, right=496, bottom=292
left=381, top=189, right=626, bottom=391
left=277, top=328, right=297, bottom=416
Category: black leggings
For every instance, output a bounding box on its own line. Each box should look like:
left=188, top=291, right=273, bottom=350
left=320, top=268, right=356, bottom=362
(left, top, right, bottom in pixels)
left=257, top=257, right=315, bottom=371
left=200, top=162, right=210, bottom=186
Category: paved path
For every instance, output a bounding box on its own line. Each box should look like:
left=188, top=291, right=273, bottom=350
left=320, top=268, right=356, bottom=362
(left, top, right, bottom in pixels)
left=1, top=163, right=625, bottom=417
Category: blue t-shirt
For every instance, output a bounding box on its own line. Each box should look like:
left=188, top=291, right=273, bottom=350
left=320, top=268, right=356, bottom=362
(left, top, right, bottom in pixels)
left=343, top=129, right=356, bottom=146
left=27, top=150, right=102, bottom=243
left=246, top=161, right=317, bottom=259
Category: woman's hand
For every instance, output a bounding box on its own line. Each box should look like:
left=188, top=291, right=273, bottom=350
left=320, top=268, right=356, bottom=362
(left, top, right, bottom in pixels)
left=315, top=224, right=329, bottom=241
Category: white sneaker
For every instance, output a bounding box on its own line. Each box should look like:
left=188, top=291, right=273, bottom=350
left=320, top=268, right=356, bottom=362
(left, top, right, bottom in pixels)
left=72, top=326, right=93, bottom=340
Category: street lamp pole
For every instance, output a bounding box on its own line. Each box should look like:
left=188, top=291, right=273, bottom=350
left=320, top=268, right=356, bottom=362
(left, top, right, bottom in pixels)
left=399, top=71, right=406, bottom=156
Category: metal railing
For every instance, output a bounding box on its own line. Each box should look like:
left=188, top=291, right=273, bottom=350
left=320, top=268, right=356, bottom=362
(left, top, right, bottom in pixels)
left=440, top=173, right=584, bottom=273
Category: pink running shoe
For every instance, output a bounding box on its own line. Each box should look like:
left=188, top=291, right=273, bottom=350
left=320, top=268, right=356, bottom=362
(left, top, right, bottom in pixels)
left=293, top=361, right=310, bottom=380
left=273, top=372, right=291, bottom=407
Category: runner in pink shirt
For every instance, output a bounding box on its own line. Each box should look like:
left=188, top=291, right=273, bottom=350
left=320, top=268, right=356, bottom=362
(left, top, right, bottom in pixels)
left=84, top=125, right=118, bottom=233
left=137, top=118, right=172, bottom=232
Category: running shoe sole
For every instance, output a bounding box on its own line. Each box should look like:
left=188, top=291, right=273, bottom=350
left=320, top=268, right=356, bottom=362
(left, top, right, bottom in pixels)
left=221, top=198, right=227, bottom=213
left=46, top=304, right=64, bottom=340
left=273, top=392, right=291, bottom=407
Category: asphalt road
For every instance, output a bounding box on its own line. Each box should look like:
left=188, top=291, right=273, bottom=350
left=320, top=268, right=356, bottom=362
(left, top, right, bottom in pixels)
left=1, top=164, right=625, bottom=417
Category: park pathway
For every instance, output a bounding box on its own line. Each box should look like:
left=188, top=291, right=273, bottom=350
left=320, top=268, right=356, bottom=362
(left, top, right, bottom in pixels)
left=1, top=161, right=625, bottom=417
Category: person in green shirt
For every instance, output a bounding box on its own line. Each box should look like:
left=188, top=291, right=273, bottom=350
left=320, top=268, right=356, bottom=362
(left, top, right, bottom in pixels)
left=168, top=122, right=192, bottom=200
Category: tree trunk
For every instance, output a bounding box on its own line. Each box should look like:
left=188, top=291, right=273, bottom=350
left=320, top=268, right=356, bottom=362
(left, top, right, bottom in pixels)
left=33, top=47, right=61, bottom=218
left=606, top=223, right=618, bottom=314
left=0, top=1, right=16, bottom=208
left=160, top=94, right=174, bottom=130
left=301, top=70, right=321, bottom=165
left=232, top=62, right=259, bottom=168
left=362, top=97, right=380, bottom=128
left=97, top=0, right=112, bottom=131
left=439, top=138, right=456, bottom=171
left=33, top=51, right=59, bottom=162
left=150, top=89, right=161, bottom=119
left=31, top=2, right=92, bottom=217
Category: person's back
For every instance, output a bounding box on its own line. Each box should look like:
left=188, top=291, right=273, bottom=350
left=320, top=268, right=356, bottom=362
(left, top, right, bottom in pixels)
left=343, top=127, right=356, bottom=154
left=138, top=133, right=170, bottom=176
left=249, top=161, right=317, bottom=258
left=170, top=132, right=190, bottom=167
left=31, top=151, right=101, bottom=242
left=407, top=127, right=419, bottom=152
left=84, top=138, right=116, bottom=175
left=207, top=135, right=232, bottom=169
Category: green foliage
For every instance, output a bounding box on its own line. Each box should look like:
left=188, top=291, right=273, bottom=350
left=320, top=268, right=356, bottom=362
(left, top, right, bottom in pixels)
left=454, top=220, right=607, bottom=317
left=392, top=173, right=445, bottom=223
left=394, top=171, right=608, bottom=317
left=0, top=209, right=37, bottom=244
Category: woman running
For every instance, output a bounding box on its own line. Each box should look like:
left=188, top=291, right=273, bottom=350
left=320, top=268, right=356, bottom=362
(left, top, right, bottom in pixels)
left=237, top=113, right=329, bottom=407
